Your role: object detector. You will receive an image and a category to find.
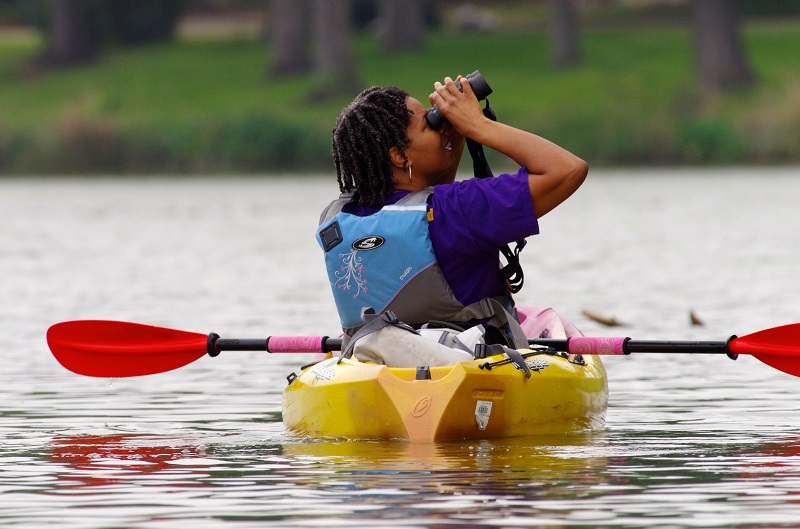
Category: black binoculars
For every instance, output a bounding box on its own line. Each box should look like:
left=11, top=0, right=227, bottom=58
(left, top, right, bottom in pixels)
left=425, top=70, right=493, bottom=130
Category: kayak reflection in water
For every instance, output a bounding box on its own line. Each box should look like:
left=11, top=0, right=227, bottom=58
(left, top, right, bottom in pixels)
left=316, top=74, right=588, bottom=366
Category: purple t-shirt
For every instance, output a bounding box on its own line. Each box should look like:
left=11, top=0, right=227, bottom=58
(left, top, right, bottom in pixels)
left=342, top=167, right=539, bottom=305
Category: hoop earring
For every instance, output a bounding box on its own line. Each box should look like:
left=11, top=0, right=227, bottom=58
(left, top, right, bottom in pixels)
left=408, top=165, right=413, bottom=184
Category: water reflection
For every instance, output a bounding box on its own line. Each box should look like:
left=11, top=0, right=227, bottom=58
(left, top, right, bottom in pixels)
left=40, top=432, right=620, bottom=526
left=46, top=433, right=616, bottom=494
left=33, top=430, right=800, bottom=527
left=49, top=434, right=212, bottom=488
left=281, top=434, right=615, bottom=494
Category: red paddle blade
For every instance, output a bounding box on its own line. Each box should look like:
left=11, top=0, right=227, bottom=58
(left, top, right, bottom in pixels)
left=730, top=323, right=800, bottom=378
left=47, top=320, right=209, bottom=378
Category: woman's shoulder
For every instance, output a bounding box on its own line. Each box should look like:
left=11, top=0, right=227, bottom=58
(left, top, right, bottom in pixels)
left=433, top=167, right=529, bottom=200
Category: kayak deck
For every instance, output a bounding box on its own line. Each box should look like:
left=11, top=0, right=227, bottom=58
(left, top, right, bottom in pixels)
left=282, top=349, right=608, bottom=442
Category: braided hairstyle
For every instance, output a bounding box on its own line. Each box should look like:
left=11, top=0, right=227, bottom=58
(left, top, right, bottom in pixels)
left=331, top=86, right=411, bottom=206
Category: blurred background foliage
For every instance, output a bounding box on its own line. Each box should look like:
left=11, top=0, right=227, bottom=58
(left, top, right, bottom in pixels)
left=0, top=0, right=799, bottom=174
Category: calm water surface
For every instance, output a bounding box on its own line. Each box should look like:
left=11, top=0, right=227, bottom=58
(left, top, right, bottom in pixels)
left=2, top=168, right=800, bottom=528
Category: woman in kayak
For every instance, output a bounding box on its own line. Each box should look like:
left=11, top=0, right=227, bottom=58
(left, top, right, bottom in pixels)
left=317, top=75, right=587, bottom=351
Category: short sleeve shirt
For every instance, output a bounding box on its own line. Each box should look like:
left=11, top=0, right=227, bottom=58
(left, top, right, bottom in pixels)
left=429, top=167, right=538, bottom=304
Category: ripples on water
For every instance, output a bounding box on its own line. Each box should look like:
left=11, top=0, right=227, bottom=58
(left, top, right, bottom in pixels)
left=2, top=169, right=800, bottom=528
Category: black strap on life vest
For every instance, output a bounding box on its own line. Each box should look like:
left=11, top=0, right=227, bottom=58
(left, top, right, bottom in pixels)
left=466, top=100, right=526, bottom=294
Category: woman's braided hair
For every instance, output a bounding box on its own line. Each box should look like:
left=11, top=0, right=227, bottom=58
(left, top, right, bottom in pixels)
left=332, top=86, right=411, bottom=206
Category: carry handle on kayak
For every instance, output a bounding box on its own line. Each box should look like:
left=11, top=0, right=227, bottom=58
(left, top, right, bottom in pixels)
left=46, top=320, right=800, bottom=379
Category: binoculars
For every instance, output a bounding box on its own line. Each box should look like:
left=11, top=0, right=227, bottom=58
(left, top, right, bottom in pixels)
left=425, top=70, right=493, bottom=130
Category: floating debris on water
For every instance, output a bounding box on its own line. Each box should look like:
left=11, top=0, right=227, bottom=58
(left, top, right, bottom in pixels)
left=581, top=309, right=624, bottom=327
left=690, top=310, right=705, bottom=326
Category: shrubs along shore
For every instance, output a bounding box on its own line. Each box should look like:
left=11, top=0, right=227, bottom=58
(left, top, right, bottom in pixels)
left=2, top=25, right=800, bottom=174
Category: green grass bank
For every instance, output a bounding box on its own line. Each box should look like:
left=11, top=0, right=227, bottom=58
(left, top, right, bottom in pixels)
left=1, top=20, right=800, bottom=174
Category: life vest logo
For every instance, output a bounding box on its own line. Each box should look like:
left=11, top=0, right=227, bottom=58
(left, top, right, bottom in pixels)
left=352, top=236, right=385, bottom=251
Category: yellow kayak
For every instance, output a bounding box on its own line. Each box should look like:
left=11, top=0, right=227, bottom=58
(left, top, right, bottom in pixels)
left=282, top=349, right=608, bottom=442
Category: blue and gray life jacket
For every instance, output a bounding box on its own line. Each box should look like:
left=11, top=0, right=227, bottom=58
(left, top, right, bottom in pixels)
left=317, top=189, right=528, bottom=349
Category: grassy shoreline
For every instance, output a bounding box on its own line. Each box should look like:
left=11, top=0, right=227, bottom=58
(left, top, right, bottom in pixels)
left=1, top=22, right=800, bottom=174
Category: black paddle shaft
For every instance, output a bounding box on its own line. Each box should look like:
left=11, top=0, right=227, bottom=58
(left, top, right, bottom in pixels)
left=529, top=338, right=736, bottom=358
left=207, top=335, right=267, bottom=356
left=206, top=335, right=737, bottom=358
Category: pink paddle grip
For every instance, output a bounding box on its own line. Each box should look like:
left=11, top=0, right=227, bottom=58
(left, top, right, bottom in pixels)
left=568, top=336, right=626, bottom=355
left=267, top=336, right=325, bottom=353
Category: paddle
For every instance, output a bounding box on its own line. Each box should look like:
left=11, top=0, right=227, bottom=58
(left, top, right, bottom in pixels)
left=47, top=320, right=800, bottom=378
left=46, top=320, right=338, bottom=378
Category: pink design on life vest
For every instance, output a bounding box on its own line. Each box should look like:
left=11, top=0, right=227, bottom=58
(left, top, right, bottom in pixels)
left=334, top=249, right=368, bottom=298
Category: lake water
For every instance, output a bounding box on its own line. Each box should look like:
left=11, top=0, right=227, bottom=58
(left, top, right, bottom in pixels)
left=2, top=167, right=800, bottom=528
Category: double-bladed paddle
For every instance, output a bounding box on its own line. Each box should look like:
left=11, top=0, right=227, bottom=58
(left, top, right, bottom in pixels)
left=46, top=320, right=800, bottom=378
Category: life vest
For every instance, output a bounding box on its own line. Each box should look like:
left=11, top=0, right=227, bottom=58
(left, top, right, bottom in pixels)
left=317, top=189, right=528, bottom=349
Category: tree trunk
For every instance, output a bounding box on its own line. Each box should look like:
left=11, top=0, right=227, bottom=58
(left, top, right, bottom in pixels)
left=37, top=0, right=99, bottom=67
left=690, top=0, right=755, bottom=89
left=270, top=0, right=311, bottom=76
left=310, top=0, right=360, bottom=101
left=380, top=0, right=425, bottom=54
left=550, top=0, right=581, bottom=67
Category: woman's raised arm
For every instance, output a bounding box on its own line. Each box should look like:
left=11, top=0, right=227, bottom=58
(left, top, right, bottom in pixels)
left=430, top=77, right=588, bottom=217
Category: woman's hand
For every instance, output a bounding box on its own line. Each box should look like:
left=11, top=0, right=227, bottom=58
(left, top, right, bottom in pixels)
left=429, top=76, right=487, bottom=139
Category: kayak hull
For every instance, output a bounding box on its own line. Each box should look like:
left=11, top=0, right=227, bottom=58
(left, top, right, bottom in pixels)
left=281, top=350, right=608, bottom=442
